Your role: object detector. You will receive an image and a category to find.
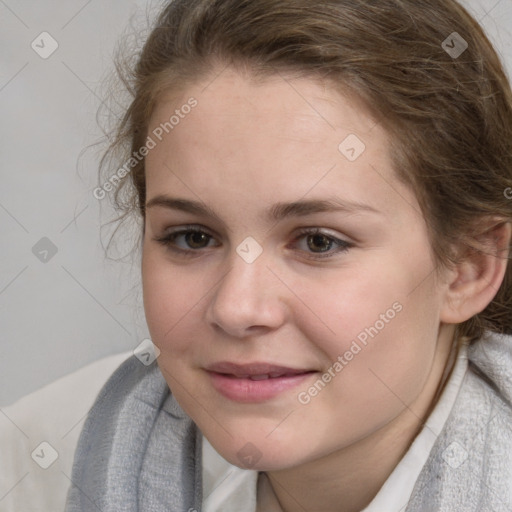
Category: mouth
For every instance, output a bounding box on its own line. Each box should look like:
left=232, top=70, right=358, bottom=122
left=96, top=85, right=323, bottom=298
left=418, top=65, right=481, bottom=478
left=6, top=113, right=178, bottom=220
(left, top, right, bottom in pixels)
left=205, top=362, right=317, bottom=402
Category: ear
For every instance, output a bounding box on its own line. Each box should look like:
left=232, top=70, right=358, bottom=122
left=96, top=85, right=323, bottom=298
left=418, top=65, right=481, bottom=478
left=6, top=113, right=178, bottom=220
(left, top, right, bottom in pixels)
left=440, top=219, right=511, bottom=324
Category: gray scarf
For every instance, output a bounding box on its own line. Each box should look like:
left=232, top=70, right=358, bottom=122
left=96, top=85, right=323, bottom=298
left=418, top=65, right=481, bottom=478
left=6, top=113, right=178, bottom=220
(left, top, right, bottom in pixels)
left=64, top=357, right=203, bottom=511
left=65, top=332, right=512, bottom=511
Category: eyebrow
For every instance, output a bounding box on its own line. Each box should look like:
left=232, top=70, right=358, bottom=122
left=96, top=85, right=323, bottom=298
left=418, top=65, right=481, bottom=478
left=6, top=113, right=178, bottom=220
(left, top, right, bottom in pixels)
left=145, top=196, right=223, bottom=222
left=145, top=196, right=381, bottom=223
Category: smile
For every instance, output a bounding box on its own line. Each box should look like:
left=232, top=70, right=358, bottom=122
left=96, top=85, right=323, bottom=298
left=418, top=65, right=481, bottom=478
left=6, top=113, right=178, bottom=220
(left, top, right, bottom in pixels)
left=205, top=362, right=317, bottom=402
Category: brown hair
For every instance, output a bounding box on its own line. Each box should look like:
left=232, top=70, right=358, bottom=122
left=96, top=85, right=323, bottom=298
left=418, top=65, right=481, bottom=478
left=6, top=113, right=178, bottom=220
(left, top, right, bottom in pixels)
left=101, top=0, right=512, bottom=342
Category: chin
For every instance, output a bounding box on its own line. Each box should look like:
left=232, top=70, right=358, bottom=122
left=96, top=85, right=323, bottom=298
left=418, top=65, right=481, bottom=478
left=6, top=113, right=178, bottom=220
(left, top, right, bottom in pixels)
left=206, top=431, right=310, bottom=472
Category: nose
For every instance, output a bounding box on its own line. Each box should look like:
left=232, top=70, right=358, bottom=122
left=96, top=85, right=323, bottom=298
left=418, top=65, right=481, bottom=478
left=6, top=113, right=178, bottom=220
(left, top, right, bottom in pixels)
left=205, top=247, right=288, bottom=338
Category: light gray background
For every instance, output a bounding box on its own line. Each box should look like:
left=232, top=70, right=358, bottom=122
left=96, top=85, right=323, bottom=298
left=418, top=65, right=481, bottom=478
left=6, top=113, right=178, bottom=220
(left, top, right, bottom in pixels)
left=1, top=0, right=511, bottom=406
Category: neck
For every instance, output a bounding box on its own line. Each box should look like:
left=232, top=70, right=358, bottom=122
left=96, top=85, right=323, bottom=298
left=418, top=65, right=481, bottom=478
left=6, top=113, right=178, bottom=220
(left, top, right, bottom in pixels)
left=262, top=325, right=457, bottom=512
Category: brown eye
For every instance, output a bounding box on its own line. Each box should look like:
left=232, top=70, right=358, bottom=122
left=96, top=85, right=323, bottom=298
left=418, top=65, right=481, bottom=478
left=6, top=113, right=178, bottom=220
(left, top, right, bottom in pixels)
left=307, top=233, right=334, bottom=253
left=185, top=231, right=211, bottom=249
left=291, top=228, right=353, bottom=259
left=154, top=226, right=218, bottom=254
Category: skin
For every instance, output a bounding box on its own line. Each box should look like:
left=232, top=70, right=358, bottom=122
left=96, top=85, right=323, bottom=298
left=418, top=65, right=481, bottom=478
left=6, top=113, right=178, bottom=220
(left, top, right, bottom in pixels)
left=140, top=66, right=499, bottom=511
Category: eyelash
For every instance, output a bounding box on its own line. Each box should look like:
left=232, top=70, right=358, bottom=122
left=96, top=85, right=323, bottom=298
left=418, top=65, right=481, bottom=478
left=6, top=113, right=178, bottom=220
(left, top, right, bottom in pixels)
left=153, top=225, right=354, bottom=260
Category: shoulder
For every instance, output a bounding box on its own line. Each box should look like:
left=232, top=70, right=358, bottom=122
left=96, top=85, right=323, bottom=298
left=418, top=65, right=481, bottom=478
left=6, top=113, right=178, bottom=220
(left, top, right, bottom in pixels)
left=0, top=351, right=132, bottom=512
left=407, top=331, right=512, bottom=511
left=467, top=330, right=512, bottom=407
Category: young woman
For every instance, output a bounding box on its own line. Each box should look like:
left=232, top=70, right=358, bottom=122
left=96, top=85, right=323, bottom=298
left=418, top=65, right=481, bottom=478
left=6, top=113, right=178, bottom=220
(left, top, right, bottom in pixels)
left=5, top=1, right=512, bottom=511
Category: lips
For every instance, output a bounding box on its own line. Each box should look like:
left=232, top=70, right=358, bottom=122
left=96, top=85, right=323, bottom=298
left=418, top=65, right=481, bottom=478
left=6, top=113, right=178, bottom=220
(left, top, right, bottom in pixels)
left=205, top=362, right=316, bottom=402
left=206, top=361, right=312, bottom=379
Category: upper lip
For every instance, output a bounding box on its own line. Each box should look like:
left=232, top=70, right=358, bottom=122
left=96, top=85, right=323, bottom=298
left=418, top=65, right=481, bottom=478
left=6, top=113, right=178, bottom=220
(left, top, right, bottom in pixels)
left=205, top=362, right=314, bottom=378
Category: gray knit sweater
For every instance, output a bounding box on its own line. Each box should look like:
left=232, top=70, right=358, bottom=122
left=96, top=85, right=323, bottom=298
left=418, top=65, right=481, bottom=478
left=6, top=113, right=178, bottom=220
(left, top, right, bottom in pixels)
left=65, top=331, right=512, bottom=511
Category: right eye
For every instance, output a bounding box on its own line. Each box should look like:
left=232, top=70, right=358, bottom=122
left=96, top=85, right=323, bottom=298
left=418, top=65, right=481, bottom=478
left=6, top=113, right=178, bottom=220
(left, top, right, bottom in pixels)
left=154, top=225, right=220, bottom=256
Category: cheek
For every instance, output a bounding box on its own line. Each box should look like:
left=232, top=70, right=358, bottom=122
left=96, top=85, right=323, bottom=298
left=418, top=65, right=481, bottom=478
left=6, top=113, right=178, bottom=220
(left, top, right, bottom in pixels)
left=141, top=245, right=201, bottom=353
left=141, top=246, right=210, bottom=411
left=285, top=258, right=405, bottom=357
left=295, top=250, right=441, bottom=401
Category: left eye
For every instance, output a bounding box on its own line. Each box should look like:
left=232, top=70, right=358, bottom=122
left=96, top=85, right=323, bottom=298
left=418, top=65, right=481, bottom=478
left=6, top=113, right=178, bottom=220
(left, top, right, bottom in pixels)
left=291, top=229, right=353, bottom=258
left=302, top=233, right=337, bottom=252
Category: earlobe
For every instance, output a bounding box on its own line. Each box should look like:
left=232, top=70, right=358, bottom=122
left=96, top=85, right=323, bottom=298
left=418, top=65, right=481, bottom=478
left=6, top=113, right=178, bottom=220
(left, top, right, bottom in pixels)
left=440, top=220, right=511, bottom=324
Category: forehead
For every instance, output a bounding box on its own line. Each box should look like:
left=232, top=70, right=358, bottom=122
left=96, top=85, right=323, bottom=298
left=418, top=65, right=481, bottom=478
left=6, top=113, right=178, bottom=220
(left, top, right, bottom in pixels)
left=145, top=67, right=420, bottom=223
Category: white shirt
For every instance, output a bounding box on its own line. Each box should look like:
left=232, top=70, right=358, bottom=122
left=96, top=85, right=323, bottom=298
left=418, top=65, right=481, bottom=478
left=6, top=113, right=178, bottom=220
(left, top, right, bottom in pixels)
left=202, top=343, right=469, bottom=512
left=0, top=351, right=133, bottom=512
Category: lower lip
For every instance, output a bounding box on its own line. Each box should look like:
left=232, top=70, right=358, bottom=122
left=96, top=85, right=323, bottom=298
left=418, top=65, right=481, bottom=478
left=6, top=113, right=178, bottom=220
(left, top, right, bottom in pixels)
left=207, top=371, right=315, bottom=403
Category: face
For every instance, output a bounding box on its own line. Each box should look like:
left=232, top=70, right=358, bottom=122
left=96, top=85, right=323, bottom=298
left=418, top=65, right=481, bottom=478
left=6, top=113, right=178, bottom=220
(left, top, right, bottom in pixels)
left=142, top=67, right=452, bottom=471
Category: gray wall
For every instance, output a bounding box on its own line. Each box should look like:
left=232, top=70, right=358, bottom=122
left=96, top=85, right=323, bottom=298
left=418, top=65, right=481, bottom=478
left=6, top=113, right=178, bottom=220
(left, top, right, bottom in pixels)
left=1, top=0, right=512, bottom=406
